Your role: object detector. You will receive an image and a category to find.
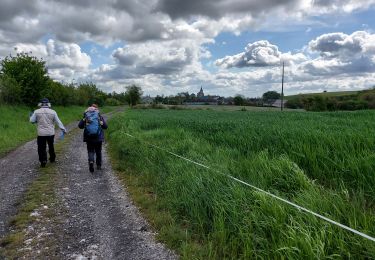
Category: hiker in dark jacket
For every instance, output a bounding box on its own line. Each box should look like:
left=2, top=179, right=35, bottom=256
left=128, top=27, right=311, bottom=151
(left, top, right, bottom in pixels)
left=78, top=104, right=108, bottom=173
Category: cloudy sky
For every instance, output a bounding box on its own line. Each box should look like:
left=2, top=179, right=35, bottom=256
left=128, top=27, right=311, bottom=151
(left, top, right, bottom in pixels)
left=1, top=0, right=375, bottom=97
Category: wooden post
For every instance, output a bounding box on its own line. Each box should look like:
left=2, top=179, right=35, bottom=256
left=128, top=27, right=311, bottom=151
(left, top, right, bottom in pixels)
left=281, top=61, right=284, bottom=111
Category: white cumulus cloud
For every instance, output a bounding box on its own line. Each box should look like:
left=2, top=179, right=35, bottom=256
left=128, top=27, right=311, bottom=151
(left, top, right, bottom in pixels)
left=10, top=39, right=91, bottom=81
left=215, top=40, right=306, bottom=68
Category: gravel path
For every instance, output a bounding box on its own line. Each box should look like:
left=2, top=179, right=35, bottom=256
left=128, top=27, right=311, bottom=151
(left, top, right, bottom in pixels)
left=1, top=109, right=176, bottom=259
left=56, top=130, right=175, bottom=259
left=56, top=117, right=176, bottom=259
left=0, top=120, right=78, bottom=238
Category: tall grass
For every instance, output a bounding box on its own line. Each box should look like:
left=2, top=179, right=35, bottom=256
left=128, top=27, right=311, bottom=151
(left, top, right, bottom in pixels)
left=108, top=109, right=375, bottom=259
left=0, top=105, right=117, bottom=156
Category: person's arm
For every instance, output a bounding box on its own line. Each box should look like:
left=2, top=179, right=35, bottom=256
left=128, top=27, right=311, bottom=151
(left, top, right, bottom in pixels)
left=30, top=111, right=37, bottom=123
left=78, top=112, right=86, bottom=129
left=54, top=111, right=66, bottom=132
left=100, top=116, right=108, bottom=130
left=78, top=119, right=85, bottom=129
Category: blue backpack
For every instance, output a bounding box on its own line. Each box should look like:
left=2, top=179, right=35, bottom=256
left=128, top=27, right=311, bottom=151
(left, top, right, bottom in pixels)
left=84, top=110, right=101, bottom=137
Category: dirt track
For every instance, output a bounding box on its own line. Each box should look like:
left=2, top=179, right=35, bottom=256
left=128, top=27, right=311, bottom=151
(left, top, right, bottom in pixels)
left=0, top=120, right=78, bottom=238
left=0, top=110, right=176, bottom=259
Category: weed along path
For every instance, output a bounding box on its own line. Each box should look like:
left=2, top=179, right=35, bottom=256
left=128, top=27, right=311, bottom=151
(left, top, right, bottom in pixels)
left=0, top=109, right=176, bottom=259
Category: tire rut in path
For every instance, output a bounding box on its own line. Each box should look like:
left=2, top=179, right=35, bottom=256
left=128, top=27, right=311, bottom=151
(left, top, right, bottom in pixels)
left=56, top=125, right=176, bottom=259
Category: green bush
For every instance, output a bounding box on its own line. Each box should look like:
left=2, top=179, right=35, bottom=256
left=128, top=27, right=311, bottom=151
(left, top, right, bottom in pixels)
left=286, top=89, right=375, bottom=111
left=337, top=100, right=368, bottom=110
left=0, top=76, right=22, bottom=104
left=105, top=98, right=122, bottom=106
left=359, top=89, right=375, bottom=109
left=285, top=98, right=303, bottom=109
left=303, top=96, right=327, bottom=111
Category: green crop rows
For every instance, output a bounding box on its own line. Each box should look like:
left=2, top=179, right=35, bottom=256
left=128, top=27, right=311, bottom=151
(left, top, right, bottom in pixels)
left=108, top=109, right=375, bottom=259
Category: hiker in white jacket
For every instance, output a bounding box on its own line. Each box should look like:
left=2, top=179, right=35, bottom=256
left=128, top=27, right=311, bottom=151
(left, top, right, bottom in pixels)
left=30, top=98, right=66, bottom=167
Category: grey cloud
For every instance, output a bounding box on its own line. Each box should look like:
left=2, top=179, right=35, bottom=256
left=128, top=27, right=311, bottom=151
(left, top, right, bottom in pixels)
left=92, top=38, right=209, bottom=88
left=48, top=0, right=164, bottom=42
left=1, top=0, right=374, bottom=49
left=155, top=0, right=299, bottom=19
left=309, top=32, right=365, bottom=58
left=94, top=66, right=136, bottom=81
left=112, top=51, right=138, bottom=66
left=156, top=0, right=375, bottom=19
left=301, top=56, right=375, bottom=76
left=112, top=41, right=196, bottom=75
left=0, top=0, right=38, bottom=22
left=0, top=0, right=167, bottom=45
left=312, top=0, right=375, bottom=11
left=302, top=31, right=375, bottom=75
left=112, top=0, right=158, bottom=16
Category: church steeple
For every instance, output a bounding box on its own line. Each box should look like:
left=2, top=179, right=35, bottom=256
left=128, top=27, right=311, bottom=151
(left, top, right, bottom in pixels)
left=197, top=86, right=204, bottom=98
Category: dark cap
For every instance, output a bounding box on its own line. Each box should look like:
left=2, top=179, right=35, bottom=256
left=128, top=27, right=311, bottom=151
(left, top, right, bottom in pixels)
left=40, top=98, right=50, bottom=103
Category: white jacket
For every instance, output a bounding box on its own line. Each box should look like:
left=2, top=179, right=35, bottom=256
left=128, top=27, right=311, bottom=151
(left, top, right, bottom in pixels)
left=30, top=107, right=66, bottom=136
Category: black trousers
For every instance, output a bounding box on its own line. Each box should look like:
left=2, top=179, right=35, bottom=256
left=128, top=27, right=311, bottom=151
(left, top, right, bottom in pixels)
left=86, top=141, right=102, bottom=166
left=37, top=135, right=55, bottom=163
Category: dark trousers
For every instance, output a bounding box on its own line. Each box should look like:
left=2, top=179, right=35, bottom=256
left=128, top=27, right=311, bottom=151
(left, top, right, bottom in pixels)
left=37, top=135, right=55, bottom=163
left=86, top=141, right=102, bottom=166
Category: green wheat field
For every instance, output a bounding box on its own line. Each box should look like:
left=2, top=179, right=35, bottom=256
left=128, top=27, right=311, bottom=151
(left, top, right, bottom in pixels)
left=108, top=109, right=375, bottom=259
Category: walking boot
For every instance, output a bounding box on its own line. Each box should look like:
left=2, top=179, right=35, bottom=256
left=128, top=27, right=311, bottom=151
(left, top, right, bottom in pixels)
left=89, top=161, right=94, bottom=173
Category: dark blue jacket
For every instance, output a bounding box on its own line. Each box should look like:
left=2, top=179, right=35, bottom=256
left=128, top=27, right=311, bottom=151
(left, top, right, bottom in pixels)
left=78, top=114, right=108, bottom=142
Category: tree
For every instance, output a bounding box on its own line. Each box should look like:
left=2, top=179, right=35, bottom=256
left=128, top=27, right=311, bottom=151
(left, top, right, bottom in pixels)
left=154, top=95, right=164, bottom=104
left=262, top=91, right=281, bottom=104
left=233, top=95, right=245, bottom=106
left=110, top=91, right=127, bottom=104
left=105, top=97, right=122, bottom=106
left=0, top=53, right=49, bottom=107
left=42, top=80, right=72, bottom=106
left=125, top=85, right=143, bottom=107
left=0, top=76, right=22, bottom=104
left=76, top=82, right=106, bottom=106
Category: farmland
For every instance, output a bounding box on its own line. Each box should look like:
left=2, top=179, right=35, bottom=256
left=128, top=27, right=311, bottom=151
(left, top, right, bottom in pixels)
left=108, top=109, right=375, bottom=259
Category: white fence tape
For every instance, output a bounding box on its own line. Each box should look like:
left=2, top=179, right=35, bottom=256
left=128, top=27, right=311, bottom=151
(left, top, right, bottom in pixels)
left=124, top=132, right=375, bottom=243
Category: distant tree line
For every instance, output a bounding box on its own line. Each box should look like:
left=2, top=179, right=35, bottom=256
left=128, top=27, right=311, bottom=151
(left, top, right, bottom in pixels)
left=152, top=92, right=265, bottom=106
left=285, top=88, right=375, bottom=111
left=0, top=52, right=141, bottom=108
left=151, top=88, right=375, bottom=112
